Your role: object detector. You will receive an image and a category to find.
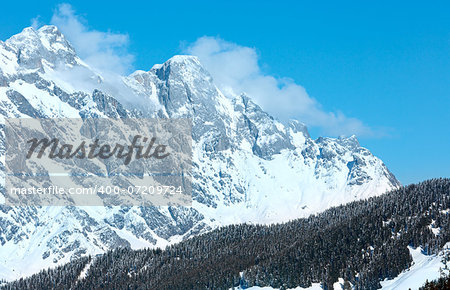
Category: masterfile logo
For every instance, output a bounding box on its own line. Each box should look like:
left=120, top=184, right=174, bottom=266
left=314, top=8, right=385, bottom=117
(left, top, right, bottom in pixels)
left=4, top=118, right=192, bottom=206
left=25, top=135, right=171, bottom=165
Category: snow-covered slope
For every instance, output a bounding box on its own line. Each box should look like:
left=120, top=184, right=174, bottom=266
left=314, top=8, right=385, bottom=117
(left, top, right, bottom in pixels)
left=380, top=243, right=450, bottom=290
left=0, top=26, right=400, bottom=280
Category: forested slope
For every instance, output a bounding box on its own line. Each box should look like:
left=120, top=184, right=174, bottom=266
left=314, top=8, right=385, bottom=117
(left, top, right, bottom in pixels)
left=3, top=178, right=449, bottom=290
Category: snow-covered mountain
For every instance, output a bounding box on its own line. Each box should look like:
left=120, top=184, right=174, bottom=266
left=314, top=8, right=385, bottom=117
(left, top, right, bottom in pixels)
left=0, top=26, right=400, bottom=280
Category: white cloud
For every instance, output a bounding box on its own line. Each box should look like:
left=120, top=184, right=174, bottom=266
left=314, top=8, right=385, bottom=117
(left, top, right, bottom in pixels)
left=30, top=16, right=42, bottom=30
left=50, top=3, right=134, bottom=74
left=185, top=36, right=375, bottom=137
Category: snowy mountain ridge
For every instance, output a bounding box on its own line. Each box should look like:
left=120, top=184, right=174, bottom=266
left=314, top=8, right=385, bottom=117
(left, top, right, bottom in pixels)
left=0, top=26, right=400, bottom=280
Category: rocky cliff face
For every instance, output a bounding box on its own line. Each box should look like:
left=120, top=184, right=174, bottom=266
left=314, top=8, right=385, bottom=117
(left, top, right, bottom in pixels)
left=0, top=26, right=400, bottom=280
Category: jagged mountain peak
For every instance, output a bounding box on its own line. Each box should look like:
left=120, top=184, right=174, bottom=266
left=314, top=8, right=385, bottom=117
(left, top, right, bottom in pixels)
left=287, top=119, right=310, bottom=138
left=3, top=25, right=78, bottom=71
left=337, top=134, right=360, bottom=150
left=316, top=134, right=360, bottom=149
left=37, top=25, right=61, bottom=34
left=6, top=25, right=74, bottom=52
left=132, top=55, right=203, bottom=76
left=164, top=54, right=201, bottom=65
left=151, top=54, right=213, bottom=84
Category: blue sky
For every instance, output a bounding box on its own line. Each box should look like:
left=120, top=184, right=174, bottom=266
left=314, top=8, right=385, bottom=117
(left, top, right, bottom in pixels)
left=0, top=1, right=448, bottom=185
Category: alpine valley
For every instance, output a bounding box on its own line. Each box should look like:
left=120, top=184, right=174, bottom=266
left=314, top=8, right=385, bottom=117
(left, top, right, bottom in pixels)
left=0, top=25, right=421, bottom=286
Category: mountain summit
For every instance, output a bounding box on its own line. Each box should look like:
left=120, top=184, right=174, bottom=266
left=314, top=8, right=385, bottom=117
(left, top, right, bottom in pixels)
left=0, top=26, right=400, bottom=280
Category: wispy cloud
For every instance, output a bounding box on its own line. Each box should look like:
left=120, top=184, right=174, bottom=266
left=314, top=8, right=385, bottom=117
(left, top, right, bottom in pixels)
left=30, top=16, right=42, bottom=30
left=185, top=37, right=377, bottom=137
left=50, top=3, right=134, bottom=74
